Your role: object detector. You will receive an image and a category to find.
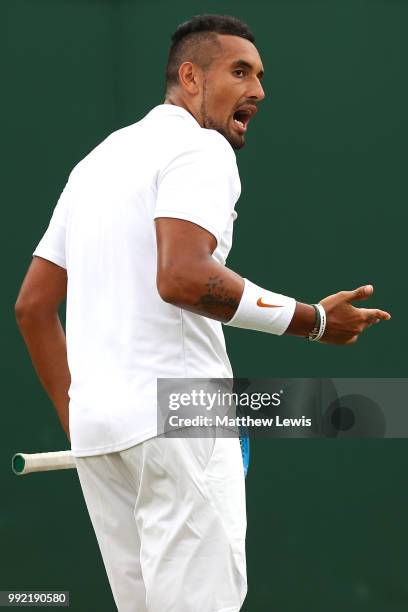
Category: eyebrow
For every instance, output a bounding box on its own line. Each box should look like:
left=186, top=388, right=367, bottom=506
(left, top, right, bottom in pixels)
left=231, top=59, right=264, bottom=79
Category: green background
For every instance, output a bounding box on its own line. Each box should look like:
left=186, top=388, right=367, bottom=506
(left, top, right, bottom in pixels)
left=2, top=0, right=407, bottom=610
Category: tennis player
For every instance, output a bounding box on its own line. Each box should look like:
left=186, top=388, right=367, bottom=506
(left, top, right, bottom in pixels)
left=15, top=14, right=391, bottom=612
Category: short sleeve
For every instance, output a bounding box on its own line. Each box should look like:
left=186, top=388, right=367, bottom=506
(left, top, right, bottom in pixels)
left=33, top=180, right=70, bottom=269
left=154, top=131, right=241, bottom=244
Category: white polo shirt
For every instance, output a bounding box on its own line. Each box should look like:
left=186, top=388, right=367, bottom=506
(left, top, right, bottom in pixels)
left=33, top=104, right=241, bottom=456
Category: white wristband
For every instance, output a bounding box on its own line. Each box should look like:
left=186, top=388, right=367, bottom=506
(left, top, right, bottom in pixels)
left=225, top=278, right=296, bottom=336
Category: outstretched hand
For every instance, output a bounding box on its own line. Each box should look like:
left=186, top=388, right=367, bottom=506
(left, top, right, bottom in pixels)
left=319, top=285, right=391, bottom=345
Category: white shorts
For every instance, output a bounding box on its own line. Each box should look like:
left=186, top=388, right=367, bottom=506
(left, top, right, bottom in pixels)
left=74, top=434, right=247, bottom=612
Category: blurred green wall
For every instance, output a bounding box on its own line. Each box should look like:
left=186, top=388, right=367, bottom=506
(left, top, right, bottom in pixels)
left=2, top=1, right=407, bottom=610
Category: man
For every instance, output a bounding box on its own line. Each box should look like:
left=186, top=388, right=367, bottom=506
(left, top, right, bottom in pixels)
left=15, top=14, right=390, bottom=612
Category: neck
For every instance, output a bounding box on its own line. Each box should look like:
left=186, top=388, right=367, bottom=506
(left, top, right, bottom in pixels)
left=164, top=93, right=203, bottom=127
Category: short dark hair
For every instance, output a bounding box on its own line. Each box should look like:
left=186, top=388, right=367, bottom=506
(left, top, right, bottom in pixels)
left=165, top=14, right=255, bottom=89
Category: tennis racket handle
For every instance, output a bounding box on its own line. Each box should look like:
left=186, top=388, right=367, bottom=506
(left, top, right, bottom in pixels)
left=12, top=451, right=76, bottom=475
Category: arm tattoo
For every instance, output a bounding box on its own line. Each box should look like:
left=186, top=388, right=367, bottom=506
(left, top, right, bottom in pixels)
left=195, top=275, right=239, bottom=321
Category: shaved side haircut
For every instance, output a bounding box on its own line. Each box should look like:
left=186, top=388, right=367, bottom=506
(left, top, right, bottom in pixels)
left=166, top=14, right=255, bottom=91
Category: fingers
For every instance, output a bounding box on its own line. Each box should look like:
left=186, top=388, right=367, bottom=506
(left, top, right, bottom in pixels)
left=375, top=310, right=391, bottom=320
left=351, top=307, right=391, bottom=338
left=343, top=285, right=374, bottom=302
left=361, top=308, right=392, bottom=322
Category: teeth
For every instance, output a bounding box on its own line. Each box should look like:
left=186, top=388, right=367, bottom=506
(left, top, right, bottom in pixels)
left=234, top=119, right=244, bottom=128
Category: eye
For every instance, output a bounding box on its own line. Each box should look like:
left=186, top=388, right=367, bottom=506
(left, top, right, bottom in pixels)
left=233, top=69, right=245, bottom=78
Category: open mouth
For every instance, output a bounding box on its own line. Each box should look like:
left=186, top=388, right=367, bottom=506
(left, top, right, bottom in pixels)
left=232, top=105, right=257, bottom=133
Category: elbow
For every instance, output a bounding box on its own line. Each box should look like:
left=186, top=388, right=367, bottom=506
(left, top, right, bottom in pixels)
left=15, top=296, right=51, bottom=327
left=156, top=273, right=181, bottom=305
left=156, top=267, right=192, bottom=306
left=15, top=298, right=27, bottom=326
left=15, top=298, right=34, bottom=328
left=157, top=281, right=175, bottom=305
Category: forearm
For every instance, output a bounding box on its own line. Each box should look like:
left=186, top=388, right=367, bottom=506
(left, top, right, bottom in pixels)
left=16, top=311, right=71, bottom=438
left=160, top=256, right=244, bottom=321
left=159, top=257, right=316, bottom=337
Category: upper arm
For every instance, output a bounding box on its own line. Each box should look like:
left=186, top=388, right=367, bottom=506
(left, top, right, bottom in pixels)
left=15, top=257, right=67, bottom=316
left=155, top=218, right=216, bottom=299
left=155, top=216, right=216, bottom=268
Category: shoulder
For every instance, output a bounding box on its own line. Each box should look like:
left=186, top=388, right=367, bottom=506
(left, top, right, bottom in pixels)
left=196, top=128, right=237, bottom=164
left=164, top=124, right=237, bottom=172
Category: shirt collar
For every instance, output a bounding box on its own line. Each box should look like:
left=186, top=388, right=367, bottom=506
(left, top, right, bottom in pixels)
left=147, top=104, right=201, bottom=128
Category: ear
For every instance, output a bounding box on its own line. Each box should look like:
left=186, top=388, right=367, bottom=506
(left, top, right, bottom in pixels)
left=178, top=62, right=202, bottom=95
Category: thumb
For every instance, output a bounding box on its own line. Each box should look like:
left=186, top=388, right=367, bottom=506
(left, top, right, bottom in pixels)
left=344, top=285, right=374, bottom=302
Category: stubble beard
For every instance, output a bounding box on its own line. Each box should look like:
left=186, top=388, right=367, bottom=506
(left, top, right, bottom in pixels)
left=200, top=80, right=244, bottom=150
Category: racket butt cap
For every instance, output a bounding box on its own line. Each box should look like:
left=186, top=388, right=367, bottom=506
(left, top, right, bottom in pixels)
left=12, top=453, right=26, bottom=475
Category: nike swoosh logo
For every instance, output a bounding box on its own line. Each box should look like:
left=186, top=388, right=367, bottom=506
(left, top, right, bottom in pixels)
left=257, top=297, right=284, bottom=308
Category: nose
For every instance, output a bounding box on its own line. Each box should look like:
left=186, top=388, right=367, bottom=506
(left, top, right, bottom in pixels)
left=249, top=78, right=265, bottom=102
